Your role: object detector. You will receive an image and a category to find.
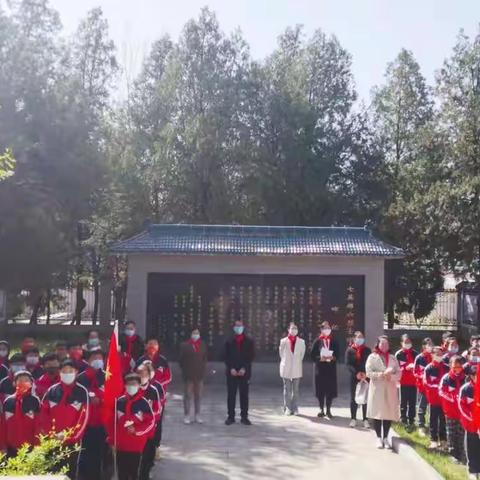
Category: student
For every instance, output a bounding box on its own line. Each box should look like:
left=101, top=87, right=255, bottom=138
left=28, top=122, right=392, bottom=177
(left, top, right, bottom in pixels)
left=441, top=331, right=455, bottom=352
left=0, top=353, right=26, bottom=402
left=77, top=350, right=106, bottom=480
left=1, top=371, right=41, bottom=457
left=310, top=321, right=339, bottom=419
left=462, top=335, right=480, bottom=359
left=40, top=359, right=90, bottom=479
left=366, top=335, right=401, bottom=449
left=224, top=320, right=255, bottom=426
left=458, top=366, right=480, bottom=479
left=439, top=355, right=466, bottom=462
left=25, top=347, right=44, bottom=380
left=35, top=353, right=60, bottom=399
left=463, top=346, right=480, bottom=376
left=68, top=341, right=89, bottom=373
left=120, top=321, right=145, bottom=365
left=179, top=327, right=208, bottom=424
left=414, top=337, right=433, bottom=432
left=108, top=373, right=155, bottom=480
left=55, top=340, right=68, bottom=362
left=345, top=331, right=371, bottom=428
left=279, top=322, right=306, bottom=416
left=395, top=334, right=419, bottom=428
left=83, top=329, right=103, bottom=352
left=442, top=337, right=465, bottom=367
left=0, top=341, right=10, bottom=382
left=137, top=364, right=162, bottom=480
left=136, top=338, right=172, bottom=391
left=423, top=346, right=447, bottom=449
left=20, top=337, right=36, bottom=355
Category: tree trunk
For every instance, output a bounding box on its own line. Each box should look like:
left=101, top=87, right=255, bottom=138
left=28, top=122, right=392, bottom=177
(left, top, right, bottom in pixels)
left=46, top=289, right=51, bottom=325
left=29, top=294, right=43, bottom=325
left=387, top=300, right=395, bottom=329
left=73, top=283, right=86, bottom=326
left=92, top=278, right=99, bottom=325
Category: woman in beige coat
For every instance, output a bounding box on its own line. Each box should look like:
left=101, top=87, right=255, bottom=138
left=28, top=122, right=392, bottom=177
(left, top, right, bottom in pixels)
left=366, top=335, right=401, bottom=449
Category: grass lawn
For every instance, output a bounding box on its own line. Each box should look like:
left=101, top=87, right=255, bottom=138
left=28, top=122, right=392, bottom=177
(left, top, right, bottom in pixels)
left=394, top=423, right=468, bottom=480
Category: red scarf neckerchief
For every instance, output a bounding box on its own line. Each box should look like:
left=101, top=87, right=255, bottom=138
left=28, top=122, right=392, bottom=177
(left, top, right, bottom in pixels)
left=448, top=370, right=465, bottom=391
left=60, top=383, right=75, bottom=406
left=352, top=343, right=366, bottom=362
left=125, top=389, right=143, bottom=418
left=402, top=348, right=414, bottom=365
left=319, top=335, right=331, bottom=350
left=15, top=387, right=31, bottom=418
left=235, top=334, right=245, bottom=352
left=125, top=335, right=137, bottom=357
left=85, top=367, right=99, bottom=389
left=287, top=335, right=297, bottom=353
left=374, top=347, right=389, bottom=368
left=422, top=351, right=432, bottom=363
left=188, top=339, right=201, bottom=353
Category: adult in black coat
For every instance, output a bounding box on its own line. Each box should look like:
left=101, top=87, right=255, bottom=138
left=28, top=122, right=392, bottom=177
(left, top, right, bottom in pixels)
left=223, top=320, right=255, bottom=425
left=310, top=321, right=340, bottom=418
left=345, top=330, right=372, bottom=427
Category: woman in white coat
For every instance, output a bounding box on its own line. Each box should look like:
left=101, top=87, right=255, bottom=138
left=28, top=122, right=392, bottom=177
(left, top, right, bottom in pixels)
left=366, top=335, right=401, bottom=449
left=279, top=323, right=306, bottom=415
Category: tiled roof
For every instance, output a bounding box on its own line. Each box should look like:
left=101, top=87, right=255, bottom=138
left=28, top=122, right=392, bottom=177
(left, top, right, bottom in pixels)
left=111, top=224, right=404, bottom=257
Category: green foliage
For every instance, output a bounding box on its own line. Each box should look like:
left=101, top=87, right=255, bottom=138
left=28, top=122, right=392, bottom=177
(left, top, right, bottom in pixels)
left=0, top=148, right=15, bottom=180
left=0, top=434, right=77, bottom=476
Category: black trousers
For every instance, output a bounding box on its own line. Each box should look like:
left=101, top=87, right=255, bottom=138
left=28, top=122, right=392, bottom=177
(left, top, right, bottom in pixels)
left=318, top=392, right=334, bottom=412
left=349, top=376, right=367, bottom=420
left=373, top=419, right=391, bottom=438
left=227, top=376, right=249, bottom=419
left=465, top=431, right=480, bottom=474
left=153, top=411, right=163, bottom=447
left=117, top=451, right=142, bottom=480
left=400, top=385, right=416, bottom=424
left=78, top=425, right=106, bottom=480
left=429, top=405, right=446, bottom=441
left=139, top=438, right=156, bottom=480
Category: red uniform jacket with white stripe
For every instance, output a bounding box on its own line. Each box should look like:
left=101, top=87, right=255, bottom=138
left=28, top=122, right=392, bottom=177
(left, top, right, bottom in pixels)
left=108, top=392, right=155, bottom=453
left=439, top=371, right=465, bottom=419
left=152, top=379, right=166, bottom=409
left=1, top=391, right=41, bottom=449
left=35, top=373, right=60, bottom=400
left=423, top=361, right=447, bottom=406
left=0, top=376, right=15, bottom=404
left=39, top=382, right=89, bottom=444
left=458, top=381, right=477, bottom=433
left=77, top=368, right=105, bottom=428
left=140, top=383, right=162, bottom=438
left=136, top=354, right=172, bottom=391
left=395, top=348, right=419, bottom=387
left=0, top=363, right=8, bottom=383
left=414, top=352, right=432, bottom=395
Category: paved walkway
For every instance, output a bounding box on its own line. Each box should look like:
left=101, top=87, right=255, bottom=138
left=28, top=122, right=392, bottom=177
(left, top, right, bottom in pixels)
left=153, top=382, right=438, bottom=480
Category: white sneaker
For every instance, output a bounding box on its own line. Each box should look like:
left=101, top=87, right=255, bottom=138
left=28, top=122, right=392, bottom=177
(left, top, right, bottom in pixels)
left=363, top=419, right=370, bottom=429
left=195, top=415, right=203, bottom=424
left=284, top=408, right=292, bottom=416
left=349, top=419, right=357, bottom=428
left=429, top=441, right=439, bottom=449
left=376, top=438, right=384, bottom=449
left=184, top=416, right=191, bottom=424
left=384, top=437, right=392, bottom=450
left=155, top=447, right=161, bottom=461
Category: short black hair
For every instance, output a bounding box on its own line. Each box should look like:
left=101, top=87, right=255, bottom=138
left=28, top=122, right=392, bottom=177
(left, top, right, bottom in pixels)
left=60, top=359, right=77, bottom=370
left=86, top=329, right=100, bottom=338
left=125, top=320, right=136, bottom=327
left=422, top=337, right=432, bottom=345
left=10, top=353, right=25, bottom=364
left=67, top=341, right=82, bottom=349
left=25, top=347, right=40, bottom=355
left=470, top=335, right=480, bottom=342
left=442, top=331, right=455, bottom=341
left=124, top=373, right=141, bottom=384
left=42, top=352, right=59, bottom=363
left=55, top=340, right=67, bottom=348
left=400, top=333, right=411, bottom=342
left=85, top=349, right=104, bottom=360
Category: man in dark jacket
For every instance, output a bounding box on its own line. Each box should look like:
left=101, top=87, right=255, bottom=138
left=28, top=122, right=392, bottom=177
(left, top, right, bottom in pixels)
left=224, top=320, right=255, bottom=426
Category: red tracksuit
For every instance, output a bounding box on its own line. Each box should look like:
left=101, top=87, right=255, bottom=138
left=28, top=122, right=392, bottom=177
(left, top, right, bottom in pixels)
left=35, top=373, right=60, bottom=400
left=40, top=382, right=89, bottom=445
left=0, top=363, right=8, bottom=383
left=108, top=392, right=155, bottom=453
left=439, top=371, right=465, bottom=419
left=136, top=354, right=172, bottom=390
left=414, top=352, right=432, bottom=395
left=396, top=348, right=419, bottom=386
left=459, top=380, right=480, bottom=474
left=77, top=368, right=105, bottom=427
left=26, top=365, right=44, bottom=381
left=423, top=361, right=447, bottom=406
left=0, top=376, right=15, bottom=403
left=1, top=391, right=41, bottom=451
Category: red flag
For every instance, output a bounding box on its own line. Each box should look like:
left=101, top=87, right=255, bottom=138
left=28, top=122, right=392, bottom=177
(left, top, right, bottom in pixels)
left=102, top=322, right=124, bottom=427
left=474, top=372, right=480, bottom=430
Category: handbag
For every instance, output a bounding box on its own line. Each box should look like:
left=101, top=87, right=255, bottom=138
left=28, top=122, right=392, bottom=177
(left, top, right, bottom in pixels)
left=355, top=379, right=369, bottom=405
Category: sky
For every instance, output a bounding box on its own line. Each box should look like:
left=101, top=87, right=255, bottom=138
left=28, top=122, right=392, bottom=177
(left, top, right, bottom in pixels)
left=48, top=0, right=480, bottom=101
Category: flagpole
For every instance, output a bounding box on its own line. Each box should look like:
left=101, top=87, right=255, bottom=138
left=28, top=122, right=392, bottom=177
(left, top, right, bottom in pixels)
left=113, top=320, right=119, bottom=480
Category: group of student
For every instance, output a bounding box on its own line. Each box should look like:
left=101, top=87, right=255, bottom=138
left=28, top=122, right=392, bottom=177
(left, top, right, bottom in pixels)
left=0, top=321, right=172, bottom=480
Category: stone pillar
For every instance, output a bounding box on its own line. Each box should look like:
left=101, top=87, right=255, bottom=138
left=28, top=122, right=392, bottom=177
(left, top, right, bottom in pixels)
left=364, top=259, right=385, bottom=346
left=126, top=258, right=149, bottom=338
left=99, top=279, right=113, bottom=329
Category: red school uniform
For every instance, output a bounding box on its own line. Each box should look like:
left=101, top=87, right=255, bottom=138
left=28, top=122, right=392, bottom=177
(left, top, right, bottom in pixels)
left=423, top=360, right=447, bottom=406
left=414, top=351, right=432, bottom=395
left=76, top=368, right=105, bottom=427
left=458, top=380, right=477, bottom=433
left=395, top=348, right=419, bottom=386
left=35, top=373, right=60, bottom=400
left=439, top=370, right=466, bottom=420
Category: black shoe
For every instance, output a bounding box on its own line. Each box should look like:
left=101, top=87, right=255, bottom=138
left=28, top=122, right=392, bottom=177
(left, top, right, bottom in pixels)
left=326, top=411, right=333, bottom=419
left=225, top=418, right=235, bottom=425
left=317, top=410, right=325, bottom=418
left=240, top=417, right=252, bottom=426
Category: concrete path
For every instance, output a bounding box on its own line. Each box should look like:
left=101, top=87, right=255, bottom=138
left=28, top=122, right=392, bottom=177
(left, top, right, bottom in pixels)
left=152, top=381, right=439, bottom=480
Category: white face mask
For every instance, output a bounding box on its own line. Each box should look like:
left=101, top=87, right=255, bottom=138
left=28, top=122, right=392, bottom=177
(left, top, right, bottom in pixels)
left=11, top=364, right=25, bottom=374
left=448, top=346, right=459, bottom=354
left=321, top=328, right=332, bottom=336
left=90, top=359, right=104, bottom=370
left=191, top=333, right=200, bottom=341
left=433, top=354, right=443, bottom=362
left=126, top=384, right=139, bottom=396
left=60, top=372, right=76, bottom=385
left=403, top=343, right=412, bottom=350
left=26, top=356, right=39, bottom=365
left=140, top=377, right=149, bottom=386
left=425, top=345, right=433, bottom=353
left=289, top=328, right=298, bottom=336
